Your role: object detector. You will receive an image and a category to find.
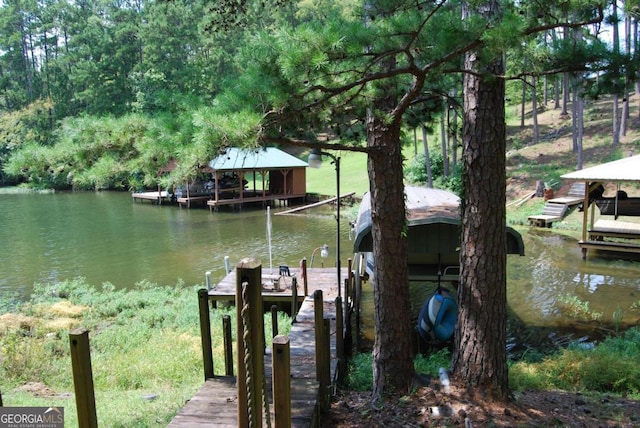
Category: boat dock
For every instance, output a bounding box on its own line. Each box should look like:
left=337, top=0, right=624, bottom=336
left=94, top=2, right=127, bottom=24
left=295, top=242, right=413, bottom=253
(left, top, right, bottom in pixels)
left=131, top=190, right=172, bottom=204
left=167, top=264, right=349, bottom=427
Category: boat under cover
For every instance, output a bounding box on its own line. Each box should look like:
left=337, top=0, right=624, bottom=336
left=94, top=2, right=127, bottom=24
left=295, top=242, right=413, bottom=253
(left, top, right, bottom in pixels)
left=352, top=186, right=525, bottom=283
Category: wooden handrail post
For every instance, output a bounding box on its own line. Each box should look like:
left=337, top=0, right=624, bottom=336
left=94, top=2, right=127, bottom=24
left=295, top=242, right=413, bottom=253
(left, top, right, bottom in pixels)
left=69, top=328, right=98, bottom=428
left=223, top=315, right=234, bottom=376
left=301, top=258, right=308, bottom=296
left=318, top=318, right=331, bottom=412
left=198, top=288, right=214, bottom=380
left=335, top=296, right=345, bottom=381
left=291, top=277, right=298, bottom=322
left=272, top=335, right=291, bottom=428
left=271, top=305, right=279, bottom=338
left=236, top=258, right=264, bottom=428
left=346, top=258, right=352, bottom=308
left=313, top=289, right=332, bottom=413
left=313, top=290, right=323, bottom=381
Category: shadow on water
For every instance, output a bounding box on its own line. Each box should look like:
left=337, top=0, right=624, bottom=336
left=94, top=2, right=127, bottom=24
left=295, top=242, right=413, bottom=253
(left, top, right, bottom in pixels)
left=359, top=227, right=640, bottom=357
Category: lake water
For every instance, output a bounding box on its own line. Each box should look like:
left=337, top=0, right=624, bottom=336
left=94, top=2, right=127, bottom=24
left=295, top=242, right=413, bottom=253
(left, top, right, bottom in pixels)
left=2, top=191, right=640, bottom=335
left=0, top=191, right=344, bottom=301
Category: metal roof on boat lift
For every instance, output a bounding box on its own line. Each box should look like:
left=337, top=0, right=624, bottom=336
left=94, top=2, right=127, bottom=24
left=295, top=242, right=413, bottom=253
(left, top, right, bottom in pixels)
left=208, top=147, right=308, bottom=171
left=352, top=186, right=525, bottom=256
left=562, top=154, right=640, bottom=182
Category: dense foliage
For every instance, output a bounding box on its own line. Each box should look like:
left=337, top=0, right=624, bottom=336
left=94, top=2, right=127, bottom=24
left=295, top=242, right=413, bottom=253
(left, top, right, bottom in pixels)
left=0, top=0, right=630, bottom=189
left=0, top=0, right=626, bottom=399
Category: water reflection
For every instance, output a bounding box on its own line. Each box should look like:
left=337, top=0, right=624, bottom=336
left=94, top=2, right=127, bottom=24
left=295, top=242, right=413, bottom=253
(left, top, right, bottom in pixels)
left=0, top=192, right=346, bottom=300
left=2, top=192, right=639, bottom=341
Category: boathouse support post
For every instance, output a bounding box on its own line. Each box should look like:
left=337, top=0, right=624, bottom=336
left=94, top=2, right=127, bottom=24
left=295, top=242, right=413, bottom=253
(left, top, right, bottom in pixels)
left=69, top=328, right=98, bottom=428
left=223, top=315, right=234, bottom=376
left=198, top=289, right=214, bottom=380
left=272, top=335, right=292, bottom=428
left=236, top=258, right=265, bottom=428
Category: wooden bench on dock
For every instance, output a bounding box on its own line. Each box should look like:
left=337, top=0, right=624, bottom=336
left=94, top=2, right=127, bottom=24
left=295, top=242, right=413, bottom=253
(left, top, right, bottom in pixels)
left=528, top=202, right=569, bottom=227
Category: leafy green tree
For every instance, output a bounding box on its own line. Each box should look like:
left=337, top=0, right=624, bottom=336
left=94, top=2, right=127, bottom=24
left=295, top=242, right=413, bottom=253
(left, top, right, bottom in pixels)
left=209, top=0, right=506, bottom=397
left=211, top=0, right=608, bottom=400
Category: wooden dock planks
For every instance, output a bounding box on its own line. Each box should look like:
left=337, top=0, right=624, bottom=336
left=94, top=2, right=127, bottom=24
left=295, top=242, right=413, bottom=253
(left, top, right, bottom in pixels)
left=131, top=190, right=171, bottom=204
left=168, top=267, right=343, bottom=427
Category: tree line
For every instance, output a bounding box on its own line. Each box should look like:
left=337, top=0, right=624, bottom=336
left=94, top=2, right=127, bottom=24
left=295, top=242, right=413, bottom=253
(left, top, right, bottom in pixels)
left=0, top=0, right=637, bottom=404
left=0, top=0, right=636, bottom=189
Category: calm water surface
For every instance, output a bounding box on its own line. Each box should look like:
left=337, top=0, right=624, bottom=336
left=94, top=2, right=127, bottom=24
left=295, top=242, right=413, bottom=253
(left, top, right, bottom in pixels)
left=0, top=191, right=344, bottom=300
left=2, top=191, right=640, bottom=333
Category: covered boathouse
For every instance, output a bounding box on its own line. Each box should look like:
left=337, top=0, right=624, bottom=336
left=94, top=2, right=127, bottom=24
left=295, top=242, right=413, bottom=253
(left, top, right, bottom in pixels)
left=204, top=147, right=308, bottom=210
left=562, top=154, right=640, bottom=259
left=132, top=147, right=309, bottom=208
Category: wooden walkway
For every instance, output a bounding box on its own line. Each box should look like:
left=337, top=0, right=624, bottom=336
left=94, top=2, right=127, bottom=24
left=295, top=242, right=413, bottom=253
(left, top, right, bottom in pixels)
left=207, top=267, right=342, bottom=307
left=167, top=267, right=346, bottom=427
left=206, top=192, right=307, bottom=211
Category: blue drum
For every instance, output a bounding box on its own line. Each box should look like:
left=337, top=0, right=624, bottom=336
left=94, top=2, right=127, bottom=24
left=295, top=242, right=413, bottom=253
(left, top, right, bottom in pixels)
left=417, top=288, right=458, bottom=342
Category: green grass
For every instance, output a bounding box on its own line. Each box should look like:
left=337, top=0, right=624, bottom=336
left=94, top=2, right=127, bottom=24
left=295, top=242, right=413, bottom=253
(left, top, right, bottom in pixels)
left=0, top=278, right=291, bottom=426
left=304, top=148, right=369, bottom=197
left=509, top=328, right=640, bottom=397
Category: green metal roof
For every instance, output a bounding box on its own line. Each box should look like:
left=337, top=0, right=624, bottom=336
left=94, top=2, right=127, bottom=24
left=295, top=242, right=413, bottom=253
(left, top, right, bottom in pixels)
left=208, top=147, right=308, bottom=171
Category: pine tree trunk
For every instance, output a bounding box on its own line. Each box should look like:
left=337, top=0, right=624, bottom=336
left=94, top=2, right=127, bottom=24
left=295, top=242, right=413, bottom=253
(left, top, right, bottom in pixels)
left=422, top=124, right=433, bottom=188
left=367, top=115, right=413, bottom=398
left=532, top=76, right=539, bottom=144
left=453, top=0, right=509, bottom=402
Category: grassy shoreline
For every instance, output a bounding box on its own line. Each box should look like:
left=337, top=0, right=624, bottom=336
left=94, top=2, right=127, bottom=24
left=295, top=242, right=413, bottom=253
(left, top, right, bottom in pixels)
left=0, top=278, right=291, bottom=426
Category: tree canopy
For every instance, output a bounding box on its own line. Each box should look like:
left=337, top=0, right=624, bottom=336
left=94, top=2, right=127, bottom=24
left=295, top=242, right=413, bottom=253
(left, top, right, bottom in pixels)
left=0, top=0, right=621, bottom=401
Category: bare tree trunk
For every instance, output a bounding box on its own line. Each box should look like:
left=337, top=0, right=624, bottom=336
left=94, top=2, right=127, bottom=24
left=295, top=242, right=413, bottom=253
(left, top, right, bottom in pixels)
left=453, top=0, right=509, bottom=402
left=576, top=84, right=584, bottom=170
left=572, top=81, right=579, bottom=153
left=562, top=72, right=569, bottom=115
left=621, top=14, right=631, bottom=137
left=422, top=124, right=433, bottom=188
left=520, top=77, right=526, bottom=127
left=440, top=111, right=449, bottom=177
left=612, top=0, right=621, bottom=146
left=451, top=88, right=459, bottom=169
left=532, top=76, right=539, bottom=144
